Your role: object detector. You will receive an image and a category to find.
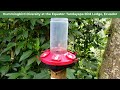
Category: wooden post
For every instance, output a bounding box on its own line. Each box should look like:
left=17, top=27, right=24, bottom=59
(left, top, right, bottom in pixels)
left=51, top=69, right=66, bottom=79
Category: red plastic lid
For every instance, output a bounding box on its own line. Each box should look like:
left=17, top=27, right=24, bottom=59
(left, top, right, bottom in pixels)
left=40, top=49, right=77, bottom=66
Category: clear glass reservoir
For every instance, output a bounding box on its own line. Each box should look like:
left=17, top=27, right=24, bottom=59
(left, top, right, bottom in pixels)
left=50, top=18, right=68, bottom=54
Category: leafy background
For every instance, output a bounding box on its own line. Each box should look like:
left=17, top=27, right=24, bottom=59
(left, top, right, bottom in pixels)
left=0, top=18, right=111, bottom=79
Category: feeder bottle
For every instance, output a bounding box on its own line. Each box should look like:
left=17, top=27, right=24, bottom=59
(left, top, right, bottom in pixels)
left=50, top=18, right=68, bottom=54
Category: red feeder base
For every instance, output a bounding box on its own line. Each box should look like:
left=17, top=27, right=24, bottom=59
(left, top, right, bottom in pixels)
left=40, top=49, right=78, bottom=66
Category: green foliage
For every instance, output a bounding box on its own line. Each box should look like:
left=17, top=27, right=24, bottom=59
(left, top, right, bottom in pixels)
left=67, top=18, right=111, bottom=79
left=0, top=18, right=111, bottom=79
left=67, top=68, right=76, bottom=79
left=0, top=18, right=50, bottom=79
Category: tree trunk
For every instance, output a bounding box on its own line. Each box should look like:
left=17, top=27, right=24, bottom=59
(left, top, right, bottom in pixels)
left=99, top=18, right=120, bottom=79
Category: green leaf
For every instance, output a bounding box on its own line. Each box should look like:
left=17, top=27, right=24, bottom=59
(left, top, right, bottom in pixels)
left=27, top=43, right=32, bottom=49
left=6, top=73, right=20, bottom=79
left=36, top=59, right=41, bottom=65
left=34, top=38, right=40, bottom=51
left=3, top=36, right=13, bottom=42
left=36, top=19, right=44, bottom=25
left=66, top=68, right=76, bottom=79
left=27, top=71, right=36, bottom=76
left=30, top=25, right=34, bottom=30
left=15, top=46, right=21, bottom=56
left=13, top=63, right=21, bottom=68
left=33, top=69, right=50, bottom=79
left=74, top=22, right=78, bottom=27
left=13, top=19, right=19, bottom=25
left=22, top=75, right=31, bottom=79
left=19, top=41, right=26, bottom=48
left=1, top=42, right=16, bottom=54
left=0, top=65, right=9, bottom=76
left=43, top=19, right=50, bottom=26
left=36, top=38, right=40, bottom=48
left=85, top=75, right=93, bottom=79
left=73, top=30, right=84, bottom=37
left=19, top=50, right=33, bottom=62
left=90, top=64, right=97, bottom=71
left=68, top=33, right=74, bottom=42
left=12, top=67, right=17, bottom=71
left=0, top=55, right=11, bottom=62
left=0, top=38, right=2, bottom=42
left=30, top=19, right=37, bottom=26
left=15, top=41, right=26, bottom=55
left=40, top=36, right=45, bottom=44
left=25, top=65, right=31, bottom=71
left=41, top=41, right=50, bottom=49
left=23, top=31, right=28, bottom=38
left=16, top=34, right=22, bottom=40
left=27, top=56, right=36, bottom=66
left=20, top=67, right=26, bottom=73
left=10, top=29, right=17, bottom=35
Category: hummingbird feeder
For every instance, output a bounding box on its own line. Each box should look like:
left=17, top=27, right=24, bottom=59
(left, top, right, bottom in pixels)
left=40, top=18, right=78, bottom=79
